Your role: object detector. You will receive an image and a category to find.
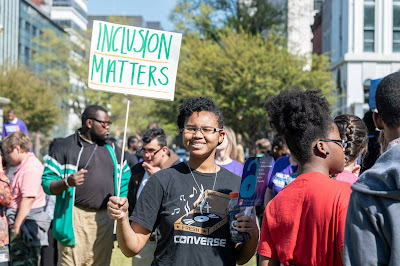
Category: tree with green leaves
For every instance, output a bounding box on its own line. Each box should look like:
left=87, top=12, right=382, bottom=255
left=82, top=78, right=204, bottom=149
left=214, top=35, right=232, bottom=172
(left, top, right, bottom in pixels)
left=171, top=0, right=285, bottom=37
left=0, top=66, right=60, bottom=155
left=33, top=29, right=110, bottom=117
left=154, top=31, right=335, bottom=150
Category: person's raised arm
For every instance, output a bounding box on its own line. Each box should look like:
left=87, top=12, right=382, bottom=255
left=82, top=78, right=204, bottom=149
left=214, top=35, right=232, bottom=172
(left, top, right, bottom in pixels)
left=234, top=211, right=260, bottom=264
left=49, top=169, right=87, bottom=195
left=107, top=196, right=151, bottom=257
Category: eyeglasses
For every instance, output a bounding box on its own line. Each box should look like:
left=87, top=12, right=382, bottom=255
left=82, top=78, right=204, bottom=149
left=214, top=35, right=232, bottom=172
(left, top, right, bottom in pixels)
left=141, top=146, right=164, bottom=156
left=319, top=139, right=348, bottom=149
left=181, top=127, right=222, bottom=135
left=90, top=118, right=112, bottom=128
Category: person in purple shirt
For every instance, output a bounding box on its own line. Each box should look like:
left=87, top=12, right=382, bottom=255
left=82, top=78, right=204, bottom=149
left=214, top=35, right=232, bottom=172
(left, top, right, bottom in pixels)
left=263, top=154, right=298, bottom=207
left=2, top=110, right=29, bottom=139
left=215, top=126, right=244, bottom=176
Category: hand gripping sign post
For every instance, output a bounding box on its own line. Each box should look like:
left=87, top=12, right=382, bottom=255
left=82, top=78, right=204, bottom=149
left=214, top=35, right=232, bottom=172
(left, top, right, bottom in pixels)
left=88, top=20, right=182, bottom=231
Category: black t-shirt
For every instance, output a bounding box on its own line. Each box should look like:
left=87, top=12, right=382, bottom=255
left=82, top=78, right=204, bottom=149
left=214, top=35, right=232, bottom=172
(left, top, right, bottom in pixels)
left=130, top=162, right=241, bottom=266
left=75, top=140, right=115, bottom=209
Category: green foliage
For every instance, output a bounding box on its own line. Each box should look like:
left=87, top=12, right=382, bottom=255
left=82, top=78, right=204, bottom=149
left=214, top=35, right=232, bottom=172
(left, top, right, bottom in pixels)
left=32, top=29, right=110, bottom=117
left=171, top=0, right=285, bottom=36
left=154, top=31, right=335, bottom=148
left=0, top=66, right=59, bottom=135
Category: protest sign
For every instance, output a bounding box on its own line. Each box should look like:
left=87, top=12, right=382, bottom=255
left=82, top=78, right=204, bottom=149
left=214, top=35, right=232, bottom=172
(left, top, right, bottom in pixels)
left=88, top=20, right=182, bottom=101
left=238, top=157, right=274, bottom=206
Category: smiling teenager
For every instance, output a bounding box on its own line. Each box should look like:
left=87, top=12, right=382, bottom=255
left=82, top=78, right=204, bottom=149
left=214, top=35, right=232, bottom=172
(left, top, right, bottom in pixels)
left=108, top=97, right=259, bottom=265
left=258, top=90, right=352, bottom=266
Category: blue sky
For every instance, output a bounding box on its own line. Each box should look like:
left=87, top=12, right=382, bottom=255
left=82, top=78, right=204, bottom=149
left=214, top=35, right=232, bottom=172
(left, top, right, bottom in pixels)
left=87, top=0, right=178, bottom=31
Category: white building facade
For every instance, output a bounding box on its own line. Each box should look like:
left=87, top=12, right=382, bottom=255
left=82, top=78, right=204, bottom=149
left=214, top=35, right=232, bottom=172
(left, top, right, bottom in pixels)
left=43, top=0, right=88, bottom=32
left=0, top=0, right=19, bottom=67
left=322, top=0, right=400, bottom=117
left=271, top=0, right=322, bottom=56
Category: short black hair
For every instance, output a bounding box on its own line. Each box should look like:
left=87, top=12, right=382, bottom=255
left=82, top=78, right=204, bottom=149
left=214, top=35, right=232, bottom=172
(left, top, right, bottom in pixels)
left=177, top=97, right=224, bottom=129
left=271, top=136, right=286, bottom=151
left=81, top=105, right=108, bottom=125
left=265, top=89, right=332, bottom=164
left=375, top=72, right=400, bottom=127
left=334, top=114, right=368, bottom=164
left=48, top=137, right=63, bottom=154
left=128, top=136, right=138, bottom=143
left=142, top=128, right=167, bottom=147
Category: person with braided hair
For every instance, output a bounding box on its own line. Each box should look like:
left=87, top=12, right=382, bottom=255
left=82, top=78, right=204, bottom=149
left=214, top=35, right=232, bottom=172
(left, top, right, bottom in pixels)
left=334, top=114, right=368, bottom=184
left=258, top=89, right=352, bottom=266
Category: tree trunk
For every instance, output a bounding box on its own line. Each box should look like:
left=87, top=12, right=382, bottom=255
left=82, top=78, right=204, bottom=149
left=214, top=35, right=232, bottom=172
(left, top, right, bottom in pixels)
left=34, top=131, right=41, bottom=157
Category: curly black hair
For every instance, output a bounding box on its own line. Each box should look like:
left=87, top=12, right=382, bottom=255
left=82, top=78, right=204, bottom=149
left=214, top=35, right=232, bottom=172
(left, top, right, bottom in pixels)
left=142, top=128, right=167, bottom=147
left=376, top=72, right=400, bottom=127
left=177, top=97, right=224, bottom=129
left=264, top=89, right=333, bottom=164
left=334, top=114, right=368, bottom=164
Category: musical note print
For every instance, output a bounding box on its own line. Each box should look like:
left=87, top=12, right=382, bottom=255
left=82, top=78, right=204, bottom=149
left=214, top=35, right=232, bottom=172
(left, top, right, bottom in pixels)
left=189, top=187, right=197, bottom=198
left=180, top=195, right=186, bottom=201
left=171, top=208, right=180, bottom=215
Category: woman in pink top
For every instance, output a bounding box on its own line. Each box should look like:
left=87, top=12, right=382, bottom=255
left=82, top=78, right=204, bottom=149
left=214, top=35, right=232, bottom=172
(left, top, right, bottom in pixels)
left=334, top=114, right=368, bottom=184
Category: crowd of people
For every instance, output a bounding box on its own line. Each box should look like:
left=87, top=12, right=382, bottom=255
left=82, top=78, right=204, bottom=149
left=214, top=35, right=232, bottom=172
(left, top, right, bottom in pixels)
left=0, top=72, right=399, bottom=265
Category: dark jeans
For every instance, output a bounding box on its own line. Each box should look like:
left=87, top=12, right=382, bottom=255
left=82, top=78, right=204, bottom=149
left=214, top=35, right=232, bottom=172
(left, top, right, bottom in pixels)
left=40, top=226, right=57, bottom=266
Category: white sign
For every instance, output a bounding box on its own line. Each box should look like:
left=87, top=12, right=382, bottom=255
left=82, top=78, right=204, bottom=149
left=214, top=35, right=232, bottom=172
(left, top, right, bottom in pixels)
left=88, top=20, right=182, bottom=101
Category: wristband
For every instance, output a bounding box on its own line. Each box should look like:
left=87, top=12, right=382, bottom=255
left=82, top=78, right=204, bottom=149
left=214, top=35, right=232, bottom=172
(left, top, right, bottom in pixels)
left=64, top=178, right=70, bottom=188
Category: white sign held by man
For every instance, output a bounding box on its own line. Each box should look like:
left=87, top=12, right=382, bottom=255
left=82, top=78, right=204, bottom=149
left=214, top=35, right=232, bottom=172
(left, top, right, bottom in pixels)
left=88, top=20, right=182, bottom=101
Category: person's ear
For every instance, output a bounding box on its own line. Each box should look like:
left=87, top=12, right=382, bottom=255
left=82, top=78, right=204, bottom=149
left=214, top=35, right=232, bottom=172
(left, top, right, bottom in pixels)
left=273, top=146, right=278, bottom=153
left=373, top=112, right=384, bottom=130
left=15, top=145, right=21, bottom=154
left=161, top=146, right=169, bottom=155
left=86, top=119, right=93, bottom=129
left=218, top=129, right=225, bottom=145
left=315, top=141, right=329, bottom=156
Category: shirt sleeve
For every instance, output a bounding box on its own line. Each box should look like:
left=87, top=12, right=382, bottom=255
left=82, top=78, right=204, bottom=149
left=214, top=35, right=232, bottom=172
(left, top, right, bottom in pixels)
left=337, top=186, right=351, bottom=253
left=1, top=124, right=6, bottom=139
left=343, top=191, right=388, bottom=265
left=130, top=173, right=164, bottom=232
left=20, top=120, right=29, bottom=135
left=0, top=172, right=11, bottom=206
left=268, top=163, right=279, bottom=190
left=257, top=207, right=279, bottom=261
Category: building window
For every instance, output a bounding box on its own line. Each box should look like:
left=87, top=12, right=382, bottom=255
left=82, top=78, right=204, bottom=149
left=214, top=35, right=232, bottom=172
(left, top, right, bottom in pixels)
left=393, top=0, right=400, bottom=52
left=32, top=25, right=37, bottom=36
left=25, top=47, right=30, bottom=58
left=364, top=0, right=375, bottom=52
left=314, top=0, right=323, bottom=12
left=364, top=79, right=371, bottom=104
left=25, top=21, right=30, bottom=33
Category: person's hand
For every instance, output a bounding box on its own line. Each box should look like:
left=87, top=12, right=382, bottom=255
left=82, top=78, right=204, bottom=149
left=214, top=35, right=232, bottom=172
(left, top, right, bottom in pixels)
left=235, top=212, right=259, bottom=241
left=107, top=196, right=128, bottom=220
left=142, top=162, right=161, bottom=177
left=67, top=169, right=87, bottom=187
left=13, top=224, right=20, bottom=235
